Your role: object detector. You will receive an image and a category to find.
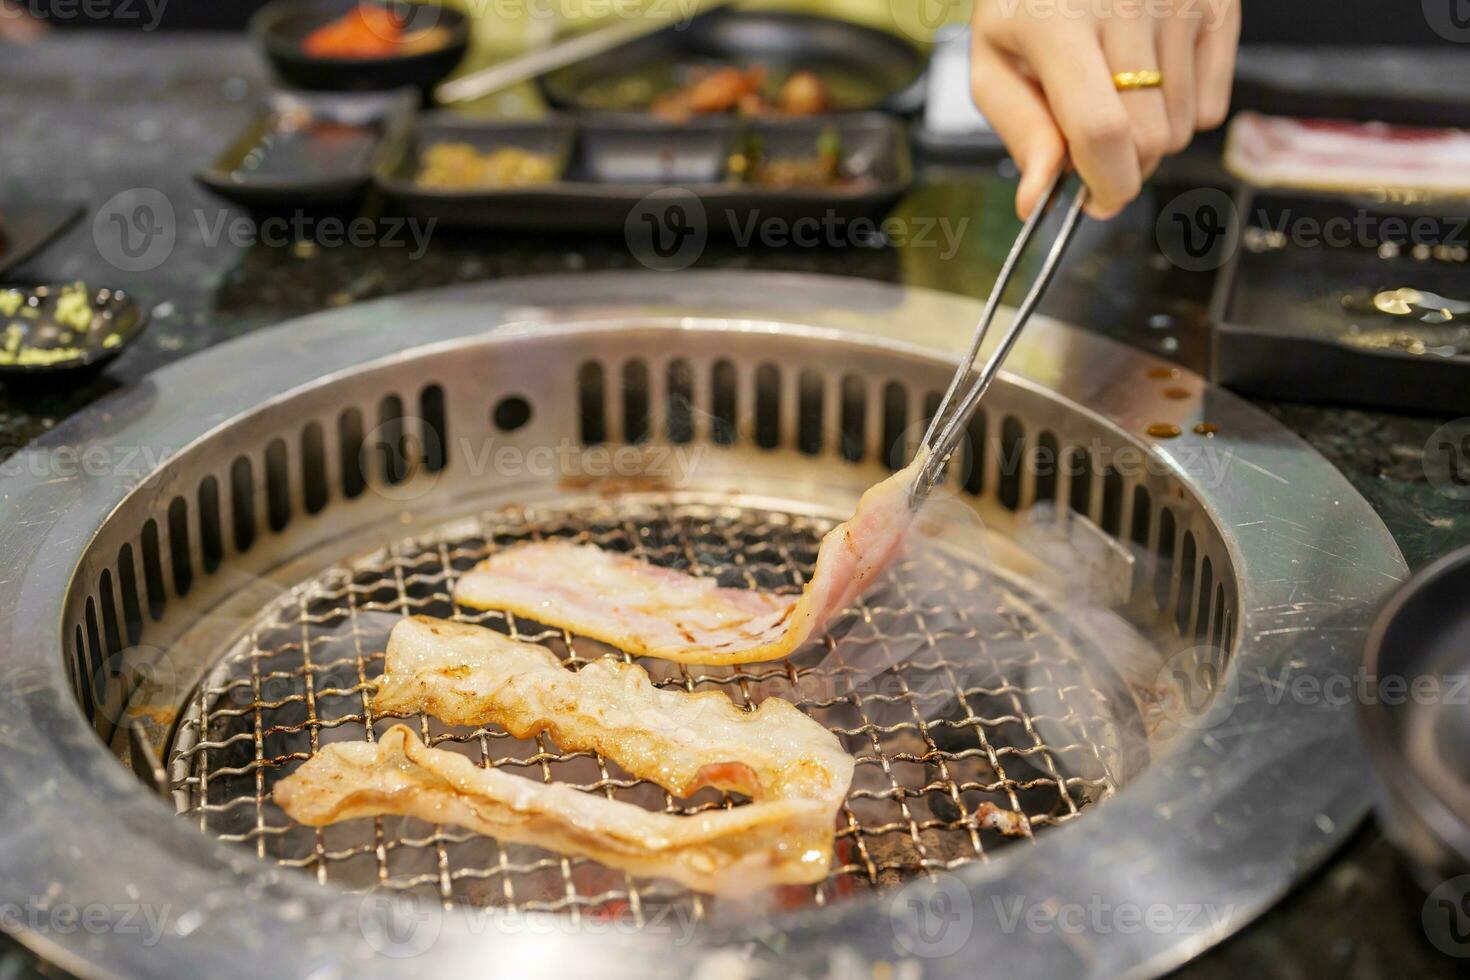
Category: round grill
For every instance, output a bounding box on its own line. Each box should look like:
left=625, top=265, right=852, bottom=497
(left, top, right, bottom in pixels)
left=0, top=273, right=1406, bottom=980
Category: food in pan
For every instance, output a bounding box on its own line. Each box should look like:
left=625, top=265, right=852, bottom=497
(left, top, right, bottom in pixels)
left=302, top=5, right=451, bottom=59
left=727, top=128, right=847, bottom=189
left=650, top=66, right=833, bottom=121
left=455, top=456, right=922, bottom=664
left=275, top=615, right=854, bottom=894
left=1224, top=112, right=1470, bottom=198
left=416, top=142, right=558, bottom=189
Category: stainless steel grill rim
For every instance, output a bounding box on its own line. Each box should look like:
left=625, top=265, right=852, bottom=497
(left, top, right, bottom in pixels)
left=0, top=273, right=1407, bottom=980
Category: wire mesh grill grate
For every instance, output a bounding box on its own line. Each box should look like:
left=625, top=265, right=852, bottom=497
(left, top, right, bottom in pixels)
left=169, top=494, right=1131, bottom=924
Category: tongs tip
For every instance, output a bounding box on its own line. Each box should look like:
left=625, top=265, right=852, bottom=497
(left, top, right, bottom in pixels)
left=907, top=173, right=1088, bottom=511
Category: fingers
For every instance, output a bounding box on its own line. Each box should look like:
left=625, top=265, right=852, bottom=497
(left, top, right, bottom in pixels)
left=1013, top=28, right=1140, bottom=219
left=970, top=41, right=1066, bottom=219
left=1101, top=16, right=1172, bottom=180
left=1195, top=0, right=1241, bottom=128
left=1156, top=11, right=1199, bottom=153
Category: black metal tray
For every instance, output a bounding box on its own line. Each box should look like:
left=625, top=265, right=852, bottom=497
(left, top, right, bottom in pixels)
left=537, top=9, right=926, bottom=117
left=373, top=111, right=912, bottom=233
left=1209, top=186, right=1470, bottom=414
left=196, top=89, right=416, bottom=210
left=0, top=200, right=83, bottom=278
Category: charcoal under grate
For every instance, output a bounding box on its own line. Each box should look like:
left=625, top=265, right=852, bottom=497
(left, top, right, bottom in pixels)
left=169, top=493, right=1129, bottom=922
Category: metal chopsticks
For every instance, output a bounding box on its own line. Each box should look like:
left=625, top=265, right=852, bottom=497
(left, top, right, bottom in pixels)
left=908, top=171, right=1088, bottom=511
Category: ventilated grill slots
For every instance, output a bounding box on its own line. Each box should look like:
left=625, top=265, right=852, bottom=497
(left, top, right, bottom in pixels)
left=170, top=495, right=1132, bottom=920
left=65, top=386, right=451, bottom=742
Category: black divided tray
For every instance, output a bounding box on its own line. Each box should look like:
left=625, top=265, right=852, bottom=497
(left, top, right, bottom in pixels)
left=373, top=111, right=913, bottom=233
left=1209, top=186, right=1470, bottom=415
left=196, top=89, right=416, bottom=210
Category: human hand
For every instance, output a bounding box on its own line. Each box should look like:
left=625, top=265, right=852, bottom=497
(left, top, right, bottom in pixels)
left=970, top=0, right=1241, bottom=220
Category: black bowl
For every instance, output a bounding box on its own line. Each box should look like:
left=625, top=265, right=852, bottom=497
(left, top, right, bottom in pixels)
left=0, top=281, right=148, bottom=379
left=1359, top=542, right=1470, bottom=890
left=252, top=0, right=470, bottom=97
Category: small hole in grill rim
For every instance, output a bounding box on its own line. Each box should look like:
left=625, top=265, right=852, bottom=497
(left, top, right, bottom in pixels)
left=493, top=395, right=534, bottom=434
left=1211, top=583, right=1227, bottom=650
left=167, top=496, right=192, bottom=597
left=1101, top=468, right=1124, bottom=536
left=1153, top=507, right=1175, bottom=612
left=198, top=475, right=225, bottom=571
left=755, top=363, right=780, bottom=450
left=1129, top=485, right=1152, bottom=598
left=963, top=410, right=987, bottom=496
left=1033, top=428, right=1058, bottom=505
left=666, top=359, right=694, bottom=444
left=83, top=597, right=102, bottom=697
left=73, top=625, right=93, bottom=720
left=839, top=373, right=865, bottom=462
left=301, top=423, right=329, bottom=516
left=419, top=384, right=449, bottom=473
left=377, top=396, right=408, bottom=485
left=578, top=361, right=606, bottom=445
left=797, top=369, right=822, bottom=455
left=1067, top=447, right=1093, bottom=519
left=1196, top=557, right=1215, bottom=642
left=1177, top=531, right=1198, bottom=636
left=998, top=415, right=1025, bottom=511
left=117, top=543, right=144, bottom=646
left=230, top=456, right=257, bottom=551
left=98, top=569, right=122, bottom=663
left=710, top=360, right=738, bottom=446
left=140, top=518, right=165, bottom=621
left=881, top=381, right=907, bottom=471
left=265, top=439, right=291, bottom=533
left=623, top=362, right=650, bottom=444
left=338, top=409, right=366, bottom=499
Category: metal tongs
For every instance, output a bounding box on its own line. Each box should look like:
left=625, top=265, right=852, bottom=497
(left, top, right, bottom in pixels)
left=908, top=172, right=1089, bottom=511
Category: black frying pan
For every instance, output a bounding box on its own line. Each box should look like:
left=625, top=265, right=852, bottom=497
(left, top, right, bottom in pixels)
left=538, top=10, right=926, bottom=116
left=1359, top=540, right=1470, bottom=903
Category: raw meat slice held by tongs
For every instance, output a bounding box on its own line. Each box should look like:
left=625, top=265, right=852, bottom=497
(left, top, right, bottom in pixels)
left=455, top=174, right=1086, bottom=665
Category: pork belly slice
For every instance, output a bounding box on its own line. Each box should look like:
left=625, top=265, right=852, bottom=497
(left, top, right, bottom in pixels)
left=276, top=615, right=856, bottom=893
left=1225, top=112, right=1470, bottom=196
left=273, top=725, right=834, bottom=894
left=372, top=616, right=854, bottom=810
left=454, top=457, right=922, bottom=664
